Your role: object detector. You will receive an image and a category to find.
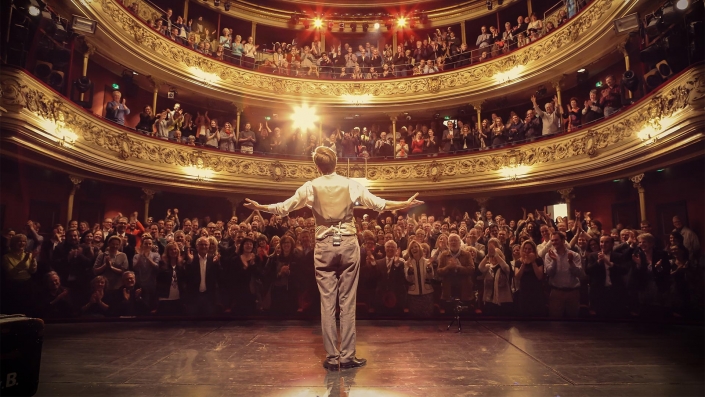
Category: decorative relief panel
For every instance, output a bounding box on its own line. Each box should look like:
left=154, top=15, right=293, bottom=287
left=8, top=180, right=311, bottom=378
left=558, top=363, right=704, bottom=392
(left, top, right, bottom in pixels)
left=90, top=0, right=616, bottom=101
left=1, top=68, right=703, bottom=191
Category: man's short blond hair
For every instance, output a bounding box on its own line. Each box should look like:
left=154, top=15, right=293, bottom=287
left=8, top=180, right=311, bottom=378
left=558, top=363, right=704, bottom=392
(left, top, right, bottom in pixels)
left=313, top=146, right=337, bottom=174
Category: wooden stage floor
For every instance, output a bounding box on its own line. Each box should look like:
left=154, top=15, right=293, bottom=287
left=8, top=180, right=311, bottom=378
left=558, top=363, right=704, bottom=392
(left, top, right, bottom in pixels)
left=35, top=320, right=704, bottom=396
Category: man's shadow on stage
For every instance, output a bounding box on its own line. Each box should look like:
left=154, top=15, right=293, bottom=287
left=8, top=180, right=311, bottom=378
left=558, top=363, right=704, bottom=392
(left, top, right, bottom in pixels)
left=323, top=368, right=358, bottom=397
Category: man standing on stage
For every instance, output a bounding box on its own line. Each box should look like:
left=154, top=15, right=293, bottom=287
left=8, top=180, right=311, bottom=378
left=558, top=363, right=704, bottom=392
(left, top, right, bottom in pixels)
left=244, top=146, right=422, bottom=371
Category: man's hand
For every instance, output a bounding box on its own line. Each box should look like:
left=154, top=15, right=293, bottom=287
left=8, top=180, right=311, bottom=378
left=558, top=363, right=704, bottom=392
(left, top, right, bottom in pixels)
left=244, top=198, right=264, bottom=212
left=406, top=193, right=424, bottom=208
left=531, top=95, right=537, bottom=104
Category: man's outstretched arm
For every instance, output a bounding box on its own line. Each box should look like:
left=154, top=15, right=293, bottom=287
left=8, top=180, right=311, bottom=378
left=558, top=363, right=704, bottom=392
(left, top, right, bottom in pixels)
left=382, top=193, right=424, bottom=211
left=244, top=183, right=311, bottom=215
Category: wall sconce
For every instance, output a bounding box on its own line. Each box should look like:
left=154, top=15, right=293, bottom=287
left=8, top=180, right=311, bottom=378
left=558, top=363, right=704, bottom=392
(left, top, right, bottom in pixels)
left=183, top=165, right=215, bottom=182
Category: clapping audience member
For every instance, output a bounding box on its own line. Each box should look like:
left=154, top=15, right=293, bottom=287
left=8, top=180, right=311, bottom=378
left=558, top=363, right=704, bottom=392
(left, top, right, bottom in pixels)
left=479, top=238, right=513, bottom=315
left=404, top=241, right=435, bottom=317
left=544, top=231, right=585, bottom=317
left=93, top=235, right=128, bottom=291
left=109, top=271, right=148, bottom=316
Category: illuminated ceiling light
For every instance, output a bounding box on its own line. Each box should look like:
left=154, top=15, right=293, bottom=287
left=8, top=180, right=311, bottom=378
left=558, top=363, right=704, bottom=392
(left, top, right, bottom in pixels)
left=342, top=94, right=373, bottom=105
left=396, top=16, right=407, bottom=27
left=292, top=104, right=318, bottom=131
left=498, top=164, right=531, bottom=181
left=373, top=22, right=380, bottom=30
left=493, top=65, right=525, bottom=83
left=183, top=166, right=214, bottom=182
left=676, top=0, right=689, bottom=10
left=577, top=68, right=586, bottom=73
left=188, top=66, right=220, bottom=86
left=313, top=18, right=323, bottom=29
left=28, top=5, right=41, bottom=16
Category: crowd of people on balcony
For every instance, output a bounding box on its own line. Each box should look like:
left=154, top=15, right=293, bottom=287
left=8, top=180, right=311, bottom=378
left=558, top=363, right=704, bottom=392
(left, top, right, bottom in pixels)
left=123, top=76, right=622, bottom=158
left=123, top=0, right=584, bottom=79
left=2, top=203, right=701, bottom=321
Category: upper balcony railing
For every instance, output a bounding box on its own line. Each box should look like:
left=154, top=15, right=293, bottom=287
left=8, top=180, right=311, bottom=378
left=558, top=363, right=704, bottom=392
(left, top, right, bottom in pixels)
left=59, top=0, right=638, bottom=109
left=1, top=65, right=702, bottom=197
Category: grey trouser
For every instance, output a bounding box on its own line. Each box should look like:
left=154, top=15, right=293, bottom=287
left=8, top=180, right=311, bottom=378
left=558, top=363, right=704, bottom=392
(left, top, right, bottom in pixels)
left=315, top=235, right=360, bottom=364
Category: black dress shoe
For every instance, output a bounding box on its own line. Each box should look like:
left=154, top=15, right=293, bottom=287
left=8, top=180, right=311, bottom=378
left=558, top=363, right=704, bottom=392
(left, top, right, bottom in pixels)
left=323, top=361, right=339, bottom=371
left=340, top=357, right=367, bottom=369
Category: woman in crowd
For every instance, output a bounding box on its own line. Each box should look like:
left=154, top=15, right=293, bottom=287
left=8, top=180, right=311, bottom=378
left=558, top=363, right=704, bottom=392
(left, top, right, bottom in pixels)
left=1, top=234, right=38, bottom=314
left=565, top=97, right=582, bottom=131
left=231, top=35, right=244, bottom=66
left=396, top=138, right=409, bottom=158
left=229, top=237, right=260, bottom=314
left=156, top=242, right=186, bottom=315
left=527, top=13, right=543, bottom=36
left=411, top=131, right=425, bottom=156
left=205, top=119, right=219, bottom=149
left=81, top=275, right=109, bottom=316
left=266, top=235, right=297, bottom=315
left=490, top=117, right=507, bottom=148
left=136, top=106, right=155, bottom=134
left=218, top=122, right=235, bottom=152
left=479, top=238, right=513, bottom=316
left=405, top=240, right=435, bottom=317
left=133, top=235, right=161, bottom=310
left=514, top=240, right=545, bottom=317
left=93, top=235, right=128, bottom=291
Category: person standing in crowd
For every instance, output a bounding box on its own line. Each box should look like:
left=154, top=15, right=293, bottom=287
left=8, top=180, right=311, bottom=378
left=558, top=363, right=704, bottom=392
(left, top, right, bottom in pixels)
left=544, top=231, right=585, bottom=317
left=243, top=146, right=422, bottom=371
left=105, top=90, right=130, bottom=126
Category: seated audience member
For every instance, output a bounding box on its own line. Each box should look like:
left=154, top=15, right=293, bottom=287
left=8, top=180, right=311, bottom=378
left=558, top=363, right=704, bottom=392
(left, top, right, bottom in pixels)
left=404, top=240, right=435, bottom=317
left=478, top=238, right=513, bottom=315
left=109, top=271, right=148, bottom=316
left=93, top=235, right=128, bottom=291
left=437, top=234, right=475, bottom=302
left=544, top=231, right=585, bottom=317
left=586, top=236, right=628, bottom=317
left=81, top=276, right=110, bottom=316
left=375, top=240, right=407, bottom=315
left=2, top=233, right=38, bottom=314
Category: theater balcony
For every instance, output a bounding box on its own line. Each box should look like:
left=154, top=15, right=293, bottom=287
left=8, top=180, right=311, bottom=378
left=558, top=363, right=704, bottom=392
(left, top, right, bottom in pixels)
left=44, top=0, right=648, bottom=111
left=1, top=64, right=703, bottom=199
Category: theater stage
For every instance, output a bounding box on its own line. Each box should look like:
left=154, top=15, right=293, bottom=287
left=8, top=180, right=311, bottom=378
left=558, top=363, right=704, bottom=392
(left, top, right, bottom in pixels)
left=36, top=320, right=703, bottom=397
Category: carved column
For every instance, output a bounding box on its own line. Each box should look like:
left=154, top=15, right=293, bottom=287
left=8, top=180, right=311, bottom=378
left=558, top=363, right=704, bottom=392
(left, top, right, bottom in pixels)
left=630, top=174, right=646, bottom=222
left=148, top=77, right=163, bottom=113
left=318, top=120, right=323, bottom=145
left=392, top=30, right=397, bottom=52
left=617, top=42, right=632, bottom=98
left=234, top=106, right=242, bottom=143
left=557, top=188, right=574, bottom=220
left=470, top=102, right=482, bottom=133
left=527, top=0, right=533, bottom=16
left=183, top=0, right=189, bottom=22
left=551, top=78, right=564, bottom=109
left=390, top=116, right=397, bottom=157
left=460, top=22, right=466, bottom=47
left=251, top=22, right=257, bottom=44
left=80, top=43, right=96, bottom=101
left=141, top=188, right=156, bottom=224
left=67, top=176, right=83, bottom=225
left=474, top=197, right=491, bottom=220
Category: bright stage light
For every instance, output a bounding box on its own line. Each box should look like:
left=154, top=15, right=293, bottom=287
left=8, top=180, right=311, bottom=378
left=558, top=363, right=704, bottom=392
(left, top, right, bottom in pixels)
left=373, top=22, right=380, bottom=30
left=396, top=17, right=407, bottom=27
left=313, top=18, right=323, bottom=28
left=676, top=0, right=689, bottom=10
left=292, top=104, right=318, bottom=131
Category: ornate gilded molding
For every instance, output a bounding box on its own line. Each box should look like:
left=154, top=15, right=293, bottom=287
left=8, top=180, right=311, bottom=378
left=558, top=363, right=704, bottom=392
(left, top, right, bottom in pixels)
left=1, top=66, right=703, bottom=196
left=62, top=0, right=625, bottom=107
left=630, top=173, right=644, bottom=188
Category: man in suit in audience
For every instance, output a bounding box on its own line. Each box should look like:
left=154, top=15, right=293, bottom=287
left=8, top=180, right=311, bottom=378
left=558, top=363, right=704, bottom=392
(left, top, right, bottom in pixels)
left=586, top=236, right=628, bottom=317
left=185, top=237, right=219, bottom=315
left=374, top=240, right=407, bottom=315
